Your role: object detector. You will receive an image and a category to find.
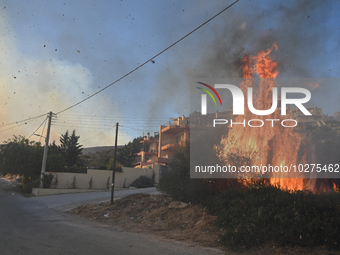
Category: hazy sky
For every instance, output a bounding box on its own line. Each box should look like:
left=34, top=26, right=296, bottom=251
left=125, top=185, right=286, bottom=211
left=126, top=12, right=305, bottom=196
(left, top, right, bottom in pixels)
left=0, top=0, right=339, bottom=147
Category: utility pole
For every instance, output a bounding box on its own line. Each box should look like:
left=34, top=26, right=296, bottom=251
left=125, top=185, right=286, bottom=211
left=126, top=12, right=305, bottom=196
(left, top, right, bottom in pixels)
left=110, top=122, right=119, bottom=204
left=39, top=111, right=53, bottom=188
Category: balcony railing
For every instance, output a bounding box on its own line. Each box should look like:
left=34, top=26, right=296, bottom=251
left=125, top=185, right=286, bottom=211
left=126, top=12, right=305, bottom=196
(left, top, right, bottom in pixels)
left=161, top=139, right=175, bottom=147
left=161, top=119, right=190, bottom=129
left=161, top=139, right=189, bottom=147
left=139, top=149, right=158, bottom=153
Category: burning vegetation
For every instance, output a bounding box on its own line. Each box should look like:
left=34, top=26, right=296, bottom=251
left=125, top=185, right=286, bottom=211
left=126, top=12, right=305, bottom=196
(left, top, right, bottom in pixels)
left=214, top=44, right=339, bottom=193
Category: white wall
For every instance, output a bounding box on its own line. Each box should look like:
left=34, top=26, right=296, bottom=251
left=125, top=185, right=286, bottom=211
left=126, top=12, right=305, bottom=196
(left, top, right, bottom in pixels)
left=46, top=166, right=159, bottom=190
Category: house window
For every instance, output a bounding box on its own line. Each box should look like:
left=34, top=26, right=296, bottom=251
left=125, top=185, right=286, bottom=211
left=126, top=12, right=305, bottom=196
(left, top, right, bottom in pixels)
left=175, top=133, right=184, bottom=144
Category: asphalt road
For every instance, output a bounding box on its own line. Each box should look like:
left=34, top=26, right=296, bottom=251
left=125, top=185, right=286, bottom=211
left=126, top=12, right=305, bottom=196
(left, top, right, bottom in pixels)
left=30, top=186, right=161, bottom=212
left=0, top=179, right=223, bottom=255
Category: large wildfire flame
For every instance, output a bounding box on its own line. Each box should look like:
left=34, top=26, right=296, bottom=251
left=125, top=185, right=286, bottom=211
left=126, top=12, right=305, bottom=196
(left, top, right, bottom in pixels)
left=216, top=44, right=316, bottom=191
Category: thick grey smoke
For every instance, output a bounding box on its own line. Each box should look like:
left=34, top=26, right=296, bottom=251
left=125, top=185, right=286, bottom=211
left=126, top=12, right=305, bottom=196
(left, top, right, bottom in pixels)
left=182, top=0, right=339, bottom=115
left=190, top=0, right=338, bottom=79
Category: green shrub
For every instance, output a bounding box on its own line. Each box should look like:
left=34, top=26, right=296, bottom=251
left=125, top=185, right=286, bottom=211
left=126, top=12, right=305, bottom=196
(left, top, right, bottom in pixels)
left=106, top=176, right=110, bottom=189
left=209, top=184, right=340, bottom=250
left=71, top=175, right=77, bottom=189
left=46, top=154, right=66, bottom=172
left=89, top=177, right=93, bottom=189
left=53, top=175, right=59, bottom=188
left=22, top=179, right=40, bottom=193
left=60, top=166, right=87, bottom=173
left=130, top=175, right=154, bottom=188
left=106, top=159, right=123, bottom=172
left=157, top=146, right=215, bottom=204
left=43, top=173, right=53, bottom=188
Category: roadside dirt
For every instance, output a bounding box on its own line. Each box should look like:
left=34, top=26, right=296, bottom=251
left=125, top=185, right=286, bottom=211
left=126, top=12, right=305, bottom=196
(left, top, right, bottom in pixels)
left=70, top=193, right=221, bottom=248
left=70, top=193, right=340, bottom=255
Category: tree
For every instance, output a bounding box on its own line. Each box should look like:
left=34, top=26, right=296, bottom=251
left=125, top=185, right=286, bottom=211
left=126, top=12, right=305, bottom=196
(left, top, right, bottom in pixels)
left=0, top=135, right=43, bottom=178
left=157, top=145, right=213, bottom=204
left=46, top=154, right=66, bottom=172
left=116, top=137, right=143, bottom=167
left=60, top=130, right=83, bottom=167
left=48, top=140, right=61, bottom=155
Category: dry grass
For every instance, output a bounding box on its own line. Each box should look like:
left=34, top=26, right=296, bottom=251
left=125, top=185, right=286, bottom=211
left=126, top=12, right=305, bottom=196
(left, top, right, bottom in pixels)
left=70, top=193, right=220, bottom=247
left=70, top=193, right=340, bottom=255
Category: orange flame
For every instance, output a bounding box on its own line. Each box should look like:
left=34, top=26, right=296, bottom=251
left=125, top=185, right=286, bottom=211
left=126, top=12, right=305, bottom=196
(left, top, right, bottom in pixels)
left=307, top=82, right=321, bottom=90
left=252, top=43, right=279, bottom=78
left=215, top=43, right=316, bottom=192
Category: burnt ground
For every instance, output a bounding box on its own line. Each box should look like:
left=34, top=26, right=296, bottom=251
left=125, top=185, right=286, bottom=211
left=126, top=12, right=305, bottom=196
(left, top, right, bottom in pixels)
left=70, top=193, right=340, bottom=255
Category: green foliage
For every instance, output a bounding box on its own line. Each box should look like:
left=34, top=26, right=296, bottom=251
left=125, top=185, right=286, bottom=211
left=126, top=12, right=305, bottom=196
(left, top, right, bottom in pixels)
left=157, top=146, right=212, bottom=204
left=22, top=176, right=29, bottom=184
left=71, top=175, right=77, bottom=189
left=48, top=140, right=61, bottom=155
left=59, top=166, right=87, bottom=173
left=53, top=175, right=59, bottom=188
left=106, top=158, right=123, bottom=172
left=81, top=148, right=115, bottom=169
left=60, top=130, right=83, bottom=167
left=43, top=173, right=53, bottom=188
left=89, top=177, right=93, bottom=189
left=46, top=154, right=66, bottom=172
left=0, top=135, right=43, bottom=179
left=106, top=176, right=110, bottom=190
left=130, top=175, right=154, bottom=188
left=152, top=170, right=156, bottom=182
left=22, top=179, right=40, bottom=193
left=116, top=137, right=143, bottom=167
left=209, top=185, right=340, bottom=250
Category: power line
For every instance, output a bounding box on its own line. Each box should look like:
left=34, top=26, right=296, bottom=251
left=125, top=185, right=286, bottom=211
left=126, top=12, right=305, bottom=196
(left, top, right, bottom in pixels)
left=80, top=128, right=114, bottom=143
left=53, top=121, right=165, bottom=126
left=57, top=113, right=169, bottom=118
left=0, top=116, right=46, bottom=133
left=55, top=0, right=239, bottom=115
left=52, top=123, right=160, bottom=131
left=27, top=116, right=48, bottom=140
left=39, top=116, right=48, bottom=143
left=55, top=114, right=171, bottom=121
left=0, top=113, right=48, bottom=128
left=120, top=125, right=159, bottom=132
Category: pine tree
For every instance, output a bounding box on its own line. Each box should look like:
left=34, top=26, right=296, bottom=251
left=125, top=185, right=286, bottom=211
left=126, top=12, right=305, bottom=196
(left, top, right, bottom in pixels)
left=60, top=130, right=83, bottom=167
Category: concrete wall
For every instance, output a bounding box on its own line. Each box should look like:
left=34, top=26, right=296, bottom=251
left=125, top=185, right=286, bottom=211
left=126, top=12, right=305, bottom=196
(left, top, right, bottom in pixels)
left=46, top=165, right=160, bottom=190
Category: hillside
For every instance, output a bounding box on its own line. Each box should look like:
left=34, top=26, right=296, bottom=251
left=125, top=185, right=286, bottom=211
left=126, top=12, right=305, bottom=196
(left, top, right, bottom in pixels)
left=82, top=146, right=123, bottom=155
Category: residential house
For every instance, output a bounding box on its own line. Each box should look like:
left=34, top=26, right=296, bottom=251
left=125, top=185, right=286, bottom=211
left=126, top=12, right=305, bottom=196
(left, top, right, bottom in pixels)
left=137, top=132, right=159, bottom=168
left=291, top=107, right=329, bottom=126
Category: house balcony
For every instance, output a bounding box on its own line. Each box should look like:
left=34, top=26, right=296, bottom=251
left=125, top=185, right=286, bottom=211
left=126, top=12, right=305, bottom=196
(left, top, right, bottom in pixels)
left=161, top=124, right=189, bottom=134
left=155, top=157, right=172, bottom=165
left=137, top=149, right=158, bottom=156
left=161, top=139, right=188, bottom=151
